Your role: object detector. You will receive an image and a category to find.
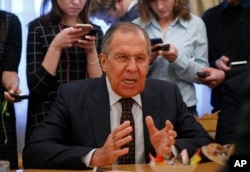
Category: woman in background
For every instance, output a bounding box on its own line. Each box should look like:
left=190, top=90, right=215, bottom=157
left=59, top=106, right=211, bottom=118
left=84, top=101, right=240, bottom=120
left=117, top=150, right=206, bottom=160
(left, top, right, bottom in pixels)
left=0, top=10, right=22, bottom=169
left=25, top=0, right=103, bottom=143
left=133, top=0, right=209, bottom=115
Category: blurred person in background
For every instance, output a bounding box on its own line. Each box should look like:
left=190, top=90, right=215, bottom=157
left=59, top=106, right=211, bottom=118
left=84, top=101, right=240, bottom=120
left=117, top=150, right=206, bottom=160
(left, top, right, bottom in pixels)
left=215, top=67, right=250, bottom=145
left=202, top=0, right=250, bottom=112
left=219, top=70, right=250, bottom=172
left=25, top=0, right=103, bottom=143
left=89, top=0, right=138, bottom=26
left=133, top=0, right=209, bottom=116
left=0, top=10, right=22, bottom=169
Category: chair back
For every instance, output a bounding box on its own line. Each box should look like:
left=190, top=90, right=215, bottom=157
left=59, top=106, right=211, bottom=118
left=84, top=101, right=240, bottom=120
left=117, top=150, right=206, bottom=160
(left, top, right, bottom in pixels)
left=195, top=111, right=219, bottom=139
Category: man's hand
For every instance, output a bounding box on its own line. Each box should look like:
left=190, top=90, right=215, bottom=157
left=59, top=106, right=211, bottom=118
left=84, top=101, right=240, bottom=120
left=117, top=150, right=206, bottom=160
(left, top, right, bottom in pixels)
left=146, top=116, right=177, bottom=156
left=90, top=121, right=133, bottom=167
left=215, top=56, right=230, bottom=71
left=196, top=67, right=225, bottom=88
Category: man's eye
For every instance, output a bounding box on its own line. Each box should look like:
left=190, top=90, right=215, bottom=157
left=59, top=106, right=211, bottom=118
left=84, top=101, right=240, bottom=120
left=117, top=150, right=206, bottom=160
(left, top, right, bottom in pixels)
left=136, top=56, right=146, bottom=62
left=118, top=55, right=128, bottom=60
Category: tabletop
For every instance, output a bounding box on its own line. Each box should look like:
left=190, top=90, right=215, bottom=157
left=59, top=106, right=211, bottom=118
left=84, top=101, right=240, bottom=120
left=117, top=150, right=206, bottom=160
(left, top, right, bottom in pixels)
left=12, top=162, right=223, bottom=172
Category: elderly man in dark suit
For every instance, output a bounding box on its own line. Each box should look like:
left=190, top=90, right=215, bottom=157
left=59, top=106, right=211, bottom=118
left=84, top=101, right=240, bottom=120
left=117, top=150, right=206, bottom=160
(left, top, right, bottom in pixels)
left=23, top=22, right=213, bottom=170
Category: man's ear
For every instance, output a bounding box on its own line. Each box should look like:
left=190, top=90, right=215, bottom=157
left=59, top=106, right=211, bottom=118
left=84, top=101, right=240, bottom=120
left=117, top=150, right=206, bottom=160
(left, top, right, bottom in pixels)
left=99, top=53, right=107, bottom=72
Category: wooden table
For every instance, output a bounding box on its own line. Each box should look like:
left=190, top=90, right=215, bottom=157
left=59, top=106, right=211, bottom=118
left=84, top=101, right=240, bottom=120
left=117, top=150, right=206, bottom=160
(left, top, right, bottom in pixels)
left=13, top=162, right=223, bottom=172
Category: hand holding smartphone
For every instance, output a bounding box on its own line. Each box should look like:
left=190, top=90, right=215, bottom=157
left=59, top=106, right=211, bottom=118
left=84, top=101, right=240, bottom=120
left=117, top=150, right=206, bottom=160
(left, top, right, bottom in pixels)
left=74, top=24, right=98, bottom=40
left=150, top=38, right=170, bottom=51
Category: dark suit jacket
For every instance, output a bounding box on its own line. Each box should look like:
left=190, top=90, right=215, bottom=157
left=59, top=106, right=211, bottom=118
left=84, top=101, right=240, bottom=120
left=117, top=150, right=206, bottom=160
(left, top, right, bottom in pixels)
left=23, top=76, right=213, bottom=169
left=216, top=71, right=250, bottom=144
left=219, top=72, right=250, bottom=172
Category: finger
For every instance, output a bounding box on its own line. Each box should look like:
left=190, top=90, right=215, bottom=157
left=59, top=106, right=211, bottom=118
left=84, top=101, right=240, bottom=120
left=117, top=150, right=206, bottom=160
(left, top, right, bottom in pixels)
left=168, top=135, right=176, bottom=145
left=145, top=116, right=157, bottom=136
left=113, top=135, right=133, bottom=149
left=113, top=147, right=129, bottom=157
left=168, top=130, right=177, bottom=139
left=4, top=91, right=15, bottom=102
left=112, top=121, right=132, bottom=140
left=165, top=120, right=174, bottom=130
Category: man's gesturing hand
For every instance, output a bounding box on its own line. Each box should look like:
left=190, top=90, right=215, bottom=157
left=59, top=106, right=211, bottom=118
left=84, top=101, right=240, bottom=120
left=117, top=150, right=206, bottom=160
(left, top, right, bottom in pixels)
left=146, top=116, right=177, bottom=156
left=90, top=121, right=133, bottom=167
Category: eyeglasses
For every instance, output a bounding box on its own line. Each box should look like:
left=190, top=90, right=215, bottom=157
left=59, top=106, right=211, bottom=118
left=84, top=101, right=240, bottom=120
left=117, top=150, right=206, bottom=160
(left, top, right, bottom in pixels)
left=106, top=53, right=149, bottom=65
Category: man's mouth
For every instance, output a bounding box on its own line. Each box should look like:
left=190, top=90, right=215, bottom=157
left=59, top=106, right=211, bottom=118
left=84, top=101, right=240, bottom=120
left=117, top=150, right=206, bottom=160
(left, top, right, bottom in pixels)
left=124, top=80, right=135, bottom=84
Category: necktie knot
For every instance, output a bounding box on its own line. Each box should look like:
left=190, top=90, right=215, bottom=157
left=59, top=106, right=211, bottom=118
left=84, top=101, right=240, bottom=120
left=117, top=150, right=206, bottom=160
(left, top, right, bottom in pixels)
left=120, top=98, right=134, bottom=111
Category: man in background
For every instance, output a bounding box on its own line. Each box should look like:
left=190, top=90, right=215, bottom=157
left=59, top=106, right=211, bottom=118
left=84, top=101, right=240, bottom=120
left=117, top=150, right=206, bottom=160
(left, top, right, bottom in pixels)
left=202, top=0, right=250, bottom=112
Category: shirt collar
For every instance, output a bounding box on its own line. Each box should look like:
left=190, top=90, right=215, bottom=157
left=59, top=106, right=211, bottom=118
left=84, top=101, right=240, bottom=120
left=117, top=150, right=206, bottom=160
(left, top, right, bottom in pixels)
left=144, top=15, right=188, bottom=30
left=105, top=76, right=142, bottom=107
left=128, top=0, right=138, bottom=11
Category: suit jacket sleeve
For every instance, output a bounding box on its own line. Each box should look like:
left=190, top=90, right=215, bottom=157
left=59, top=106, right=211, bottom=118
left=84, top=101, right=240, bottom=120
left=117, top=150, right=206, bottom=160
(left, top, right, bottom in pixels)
left=142, top=79, right=213, bottom=160
left=23, top=80, right=96, bottom=170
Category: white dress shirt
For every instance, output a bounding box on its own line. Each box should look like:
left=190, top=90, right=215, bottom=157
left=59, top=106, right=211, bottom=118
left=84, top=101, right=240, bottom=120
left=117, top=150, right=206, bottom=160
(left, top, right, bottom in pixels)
left=81, top=76, right=145, bottom=166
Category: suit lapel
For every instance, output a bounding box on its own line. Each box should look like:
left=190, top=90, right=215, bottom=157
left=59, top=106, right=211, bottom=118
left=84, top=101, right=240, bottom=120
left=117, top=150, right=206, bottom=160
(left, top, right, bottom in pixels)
left=141, top=86, right=159, bottom=162
left=88, top=76, right=111, bottom=147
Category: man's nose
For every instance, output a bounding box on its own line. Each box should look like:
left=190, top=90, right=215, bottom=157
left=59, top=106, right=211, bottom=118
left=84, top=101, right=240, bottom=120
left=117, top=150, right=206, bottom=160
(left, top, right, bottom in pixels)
left=126, top=58, right=138, bottom=71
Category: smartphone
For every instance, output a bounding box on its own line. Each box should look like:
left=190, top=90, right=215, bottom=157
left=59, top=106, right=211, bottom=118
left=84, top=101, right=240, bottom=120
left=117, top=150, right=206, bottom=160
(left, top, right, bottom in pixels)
left=230, top=60, right=247, bottom=68
left=160, top=43, right=170, bottom=51
left=86, top=28, right=98, bottom=36
left=10, top=93, right=29, bottom=100
left=153, top=43, right=170, bottom=51
left=74, top=24, right=93, bottom=32
left=196, top=72, right=209, bottom=78
left=150, top=38, right=163, bottom=45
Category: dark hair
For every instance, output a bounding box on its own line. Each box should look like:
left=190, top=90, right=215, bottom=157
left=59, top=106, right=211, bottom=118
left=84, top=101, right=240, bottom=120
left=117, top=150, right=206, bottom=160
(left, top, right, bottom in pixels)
left=101, top=22, right=151, bottom=56
left=89, top=0, right=116, bottom=16
left=38, top=0, right=91, bottom=27
left=138, top=0, right=191, bottom=23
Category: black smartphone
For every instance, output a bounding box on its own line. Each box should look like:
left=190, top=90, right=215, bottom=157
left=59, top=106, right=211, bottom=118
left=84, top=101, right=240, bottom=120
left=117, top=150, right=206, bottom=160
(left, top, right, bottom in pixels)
left=10, top=93, right=29, bottom=100
left=153, top=43, right=170, bottom=51
left=150, top=38, right=163, bottom=45
left=197, top=72, right=209, bottom=78
left=87, top=28, right=98, bottom=36
left=161, top=43, right=170, bottom=51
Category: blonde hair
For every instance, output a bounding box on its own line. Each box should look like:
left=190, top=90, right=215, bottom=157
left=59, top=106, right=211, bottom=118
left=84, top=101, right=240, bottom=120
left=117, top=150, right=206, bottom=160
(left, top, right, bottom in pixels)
left=138, top=0, right=191, bottom=23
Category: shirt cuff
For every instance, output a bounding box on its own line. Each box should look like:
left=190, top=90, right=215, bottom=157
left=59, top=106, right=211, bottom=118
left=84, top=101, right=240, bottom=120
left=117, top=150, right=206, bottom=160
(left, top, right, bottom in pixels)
left=81, top=149, right=97, bottom=167
left=172, top=145, right=179, bottom=157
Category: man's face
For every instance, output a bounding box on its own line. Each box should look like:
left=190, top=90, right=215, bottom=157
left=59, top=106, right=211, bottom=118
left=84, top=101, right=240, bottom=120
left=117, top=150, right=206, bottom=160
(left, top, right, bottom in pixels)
left=225, top=0, right=241, bottom=6
left=100, top=29, right=150, bottom=98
